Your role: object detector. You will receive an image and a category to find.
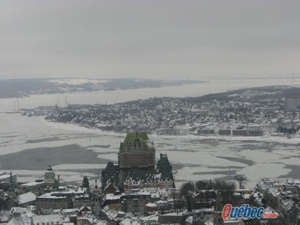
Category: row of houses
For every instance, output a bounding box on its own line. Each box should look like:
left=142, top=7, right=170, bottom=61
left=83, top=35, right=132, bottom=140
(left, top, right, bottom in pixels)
left=197, top=129, right=263, bottom=136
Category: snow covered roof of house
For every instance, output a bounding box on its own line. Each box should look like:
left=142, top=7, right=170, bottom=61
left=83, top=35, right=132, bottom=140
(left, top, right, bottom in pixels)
left=101, top=208, right=123, bottom=221
left=51, top=187, right=85, bottom=195
left=120, top=218, right=142, bottom=225
left=156, top=200, right=168, bottom=205
left=17, top=192, right=36, bottom=205
left=10, top=207, right=27, bottom=214
left=105, top=193, right=121, bottom=201
left=145, top=203, right=157, bottom=208
left=37, top=193, right=66, bottom=199
left=21, top=181, right=44, bottom=187
left=140, top=214, right=159, bottom=222
left=32, top=215, right=63, bottom=224
left=7, top=215, right=31, bottom=225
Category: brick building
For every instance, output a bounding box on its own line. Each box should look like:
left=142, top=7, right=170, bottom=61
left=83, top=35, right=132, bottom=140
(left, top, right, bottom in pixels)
left=118, top=132, right=156, bottom=186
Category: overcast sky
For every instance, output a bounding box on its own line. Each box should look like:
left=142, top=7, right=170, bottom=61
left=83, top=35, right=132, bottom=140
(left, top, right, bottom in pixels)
left=0, top=0, right=299, bottom=80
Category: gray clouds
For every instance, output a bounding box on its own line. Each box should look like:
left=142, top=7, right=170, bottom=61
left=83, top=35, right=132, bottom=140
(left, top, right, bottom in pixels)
left=1, top=0, right=300, bottom=79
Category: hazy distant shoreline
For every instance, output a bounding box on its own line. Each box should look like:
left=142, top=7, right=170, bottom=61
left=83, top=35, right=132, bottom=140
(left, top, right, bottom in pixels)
left=0, top=78, right=206, bottom=99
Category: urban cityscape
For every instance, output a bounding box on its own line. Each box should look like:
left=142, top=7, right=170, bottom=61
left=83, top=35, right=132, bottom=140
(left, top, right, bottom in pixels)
left=1, top=130, right=300, bottom=224
left=1, top=0, right=300, bottom=225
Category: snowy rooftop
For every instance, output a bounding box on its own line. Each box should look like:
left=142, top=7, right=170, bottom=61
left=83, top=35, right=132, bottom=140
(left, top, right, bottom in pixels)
left=120, top=218, right=142, bottom=225
left=32, top=215, right=63, bottom=224
left=51, top=187, right=86, bottom=195
left=105, top=194, right=121, bottom=201
left=124, top=191, right=151, bottom=196
left=53, top=208, right=78, bottom=214
left=17, top=192, right=36, bottom=205
left=10, top=207, right=27, bottom=214
left=21, top=181, right=44, bottom=187
left=37, top=193, right=66, bottom=199
left=145, top=203, right=157, bottom=207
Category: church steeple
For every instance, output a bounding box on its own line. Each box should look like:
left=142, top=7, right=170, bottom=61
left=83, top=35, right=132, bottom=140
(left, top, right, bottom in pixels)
left=52, top=175, right=60, bottom=191
left=8, top=172, right=15, bottom=193
left=82, top=176, right=90, bottom=193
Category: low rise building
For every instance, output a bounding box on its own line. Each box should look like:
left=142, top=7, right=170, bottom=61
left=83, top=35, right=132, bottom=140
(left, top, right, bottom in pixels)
left=17, top=192, right=37, bottom=207
left=72, top=194, right=92, bottom=209
left=35, top=193, right=68, bottom=215
left=120, top=192, right=151, bottom=214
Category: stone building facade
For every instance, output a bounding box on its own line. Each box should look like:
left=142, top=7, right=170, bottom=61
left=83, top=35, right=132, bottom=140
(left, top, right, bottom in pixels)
left=44, top=166, right=55, bottom=185
left=120, top=192, right=151, bottom=214
left=36, top=193, right=68, bottom=215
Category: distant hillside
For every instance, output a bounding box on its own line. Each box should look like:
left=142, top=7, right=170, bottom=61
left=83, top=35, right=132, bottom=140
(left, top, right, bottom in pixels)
left=0, top=78, right=205, bottom=99
left=184, top=85, right=300, bottom=103
left=119, top=85, right=300, bottom=106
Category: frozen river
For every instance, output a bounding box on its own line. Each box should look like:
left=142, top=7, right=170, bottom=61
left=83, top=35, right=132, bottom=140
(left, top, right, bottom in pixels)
left=1, top=113, right=299, bottom=189
left=0, top=78, right=300, bottom=188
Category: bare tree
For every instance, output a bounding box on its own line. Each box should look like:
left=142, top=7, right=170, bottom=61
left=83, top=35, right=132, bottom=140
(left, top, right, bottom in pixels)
left=234, top=175, right=248, bottom=189
left=195, top=180, right=209, bottom=191
left=213, top=180, right=236, bottom=204
left=180, top=182, right=195, bottom=212
left=170, top=189, right=184, bottom=213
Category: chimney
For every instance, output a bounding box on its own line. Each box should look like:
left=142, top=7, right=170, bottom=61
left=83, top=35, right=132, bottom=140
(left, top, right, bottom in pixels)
left=58, top=175, right=60, bottom=185
left=95, top=180, right=98, bottom=189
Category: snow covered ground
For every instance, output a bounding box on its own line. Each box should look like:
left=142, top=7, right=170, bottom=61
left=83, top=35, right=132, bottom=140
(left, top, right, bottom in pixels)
left=0, top=113, right=299, bottom=189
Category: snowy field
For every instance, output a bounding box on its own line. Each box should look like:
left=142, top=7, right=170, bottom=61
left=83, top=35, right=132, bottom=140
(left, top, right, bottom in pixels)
left=1, top=113, right=300, bottom=189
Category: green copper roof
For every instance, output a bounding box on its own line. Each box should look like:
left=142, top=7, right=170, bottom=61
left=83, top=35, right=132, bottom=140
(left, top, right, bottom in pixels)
left=82, top=176, right=89, bottom=188
left=52, top=179, right=59, bottom=190
left=120, top=132, right=151, bottom=152
left=124, top=132, right=149, bottom=142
